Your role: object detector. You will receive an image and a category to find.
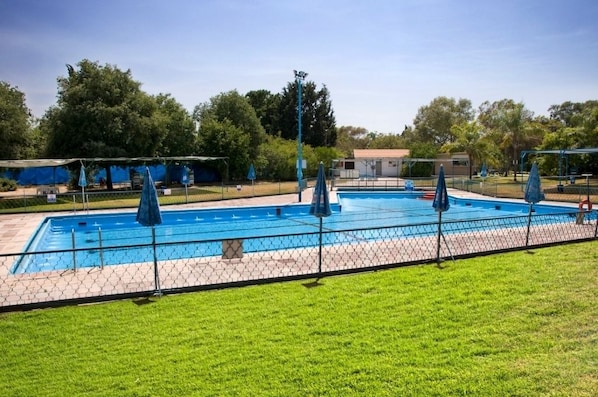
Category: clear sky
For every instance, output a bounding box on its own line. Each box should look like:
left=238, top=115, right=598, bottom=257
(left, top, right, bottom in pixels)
left=1, top=0, right=597, bottom=134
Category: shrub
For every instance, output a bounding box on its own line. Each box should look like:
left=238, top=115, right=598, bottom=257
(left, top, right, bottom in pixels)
left=0, top=178, right=18, bottom=192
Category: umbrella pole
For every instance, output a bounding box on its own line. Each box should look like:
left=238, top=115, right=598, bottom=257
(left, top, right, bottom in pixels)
left=436, top=212, right=442, bottom=266
left=152, top=227, right=161, bottom=296
left=185, top=184, right=188, bottom=204
left=525, top=204, right=533, bottom=247
left=318, top=218, right=323, bottom=274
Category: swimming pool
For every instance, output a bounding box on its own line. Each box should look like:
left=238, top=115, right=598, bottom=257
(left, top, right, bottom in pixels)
left=13, top=192, right=582, bottom=274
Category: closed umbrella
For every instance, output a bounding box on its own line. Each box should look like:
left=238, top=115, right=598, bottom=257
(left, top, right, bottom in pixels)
left=480, top=163, right=488, bottom=179
left=432, top=165, right=450, bottom=266
left=247, top=163, right=256, bottom=195
left=136, top=167, right=163, bottom=295
left=78, top=163, right=87, bottom=211
left=524, top=162, right=544, bottom=246
left=181, top=166, right=189, bottom=204
left=309, top=162, right=332, bottom=274
left=480, top=163, right=488, bottom=194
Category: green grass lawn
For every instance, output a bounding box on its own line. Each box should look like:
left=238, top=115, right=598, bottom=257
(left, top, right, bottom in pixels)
left=0, top=182, right=299, bottom=213
left=1, top=242, right=597, bottom=396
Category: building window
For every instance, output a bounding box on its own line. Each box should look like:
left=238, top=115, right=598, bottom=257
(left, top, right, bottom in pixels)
left=345, top=161, right=355, bottom=170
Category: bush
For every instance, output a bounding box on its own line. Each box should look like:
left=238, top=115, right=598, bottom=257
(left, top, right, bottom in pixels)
left=0, top=178, right=18, bottom=192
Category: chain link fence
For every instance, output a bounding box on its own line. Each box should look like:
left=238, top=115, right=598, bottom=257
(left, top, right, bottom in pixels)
left=1, top=209, right=596, bottom=311
left=0, top=181, right=301, bottom=214
left=334, top=176, right=598, bottom=205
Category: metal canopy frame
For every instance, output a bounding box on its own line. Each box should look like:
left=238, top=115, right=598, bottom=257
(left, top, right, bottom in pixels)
left=0, top=156, right=227, bottom=169
left=519, top=148, right=598, bottom=185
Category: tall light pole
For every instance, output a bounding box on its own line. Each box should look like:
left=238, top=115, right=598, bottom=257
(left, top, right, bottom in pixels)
left=294, top=70, right=308, bottom=202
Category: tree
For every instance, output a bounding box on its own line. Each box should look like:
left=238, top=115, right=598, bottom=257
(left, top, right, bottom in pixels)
left=442, top=121, right=493, bottom=179
left=403, top=142, right=437, bottom=177
left=197, top=118, right=249, bottom=181
left=194, top=90, right=264, bottom=163
left=410, top=97, right=474, bottom=148
left=277, top=80, right=337, bottom=147
left=335, top=126, right=369, bottom=156
left=478, top=99, right=539, bottom=180
left=0, top=81, right=34, bottom=159
left=154, top=93, right=197, bottom=156
left=365, top=132, right=406, bottom=149
left=245, top=89, right=280, bottom=136
left=540, top=101, right=598, bottom=175
left=257, top=135, right=299, bottom=180
left=42, top=60, right=167, bottom=189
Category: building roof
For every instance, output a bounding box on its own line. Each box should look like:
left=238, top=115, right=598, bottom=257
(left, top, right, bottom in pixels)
left=353, top=149, right=410, bottom=159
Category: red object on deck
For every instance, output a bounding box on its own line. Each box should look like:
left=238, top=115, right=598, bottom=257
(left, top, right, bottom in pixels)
left=421, top=192, right=435, bottom=200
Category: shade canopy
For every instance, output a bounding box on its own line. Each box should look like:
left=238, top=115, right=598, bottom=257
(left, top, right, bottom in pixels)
left=432, top=165, right=450, bottom=213
left=309, top=162, right=332, bottom=218
left=136, top=167, right=163, bottom=227
left=524, top=162, right=545, bottom=204
left=247, top=163, right=256, bottom=181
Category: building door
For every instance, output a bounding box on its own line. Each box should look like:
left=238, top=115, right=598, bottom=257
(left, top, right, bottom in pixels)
left=376, top=160, right=382, bottom=176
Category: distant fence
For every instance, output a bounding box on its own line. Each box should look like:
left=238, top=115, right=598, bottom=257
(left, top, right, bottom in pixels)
left=4, top=177, right=597, bottom=214
left=0, top=181, right=302, bottom=214
left=1, top=210, right=596, bottom=311
left=334, top=177, right=598, bottom=204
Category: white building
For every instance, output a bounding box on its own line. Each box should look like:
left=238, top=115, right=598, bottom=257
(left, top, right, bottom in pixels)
left=333, top=149, right=472, bottom=178
left=334, top=149, right=410, bottom=178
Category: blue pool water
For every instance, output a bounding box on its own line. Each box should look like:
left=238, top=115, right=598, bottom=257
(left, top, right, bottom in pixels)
left=13, top=192, right=581, bottom=274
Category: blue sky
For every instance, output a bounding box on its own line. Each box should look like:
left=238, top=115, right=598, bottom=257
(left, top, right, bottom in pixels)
left=1, top=0, right=597, bottom=134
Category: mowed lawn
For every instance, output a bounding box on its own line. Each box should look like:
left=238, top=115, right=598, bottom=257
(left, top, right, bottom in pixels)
left=1, top=241, right=597, bottom=396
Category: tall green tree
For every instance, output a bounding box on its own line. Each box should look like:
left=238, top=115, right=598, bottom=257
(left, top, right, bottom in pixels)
left=197, top=118, right=249, bottom=181
left=540, top=100, right=598, bottom=174
left=335, top=126, right=369, bottom=156
left=193, top=91, right=265, bottom=179
left=478, top=99, right=540, bottom=180
left=366, top=132, right=406, bottom=149
left=410, top=96, right=474, bottom=148
left=194, top=90, right=264, bottom=163
left=0, top=81, right=34, bottom=159
left=41, top=60, right=166, bottom=188
left=277, top=80, right=337, bottom=147
left=245, top=89, right=281, bottom=136
left=442, top=121, right=493, bottom=179
left=154, top=93, right=197, bottom=156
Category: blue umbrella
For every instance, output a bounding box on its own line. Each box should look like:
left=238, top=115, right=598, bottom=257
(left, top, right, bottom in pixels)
left=480, top=163, right=488, bottom=179
left=247, top=163, right=256, bottom=181
left=247, top=163, right=256, bottom=195
left=524, top=162, right=544, bottom=246
left=433, top=165, right=450, bottom=213
left=78, top=164, right=87, bottom=211
left=310, top=162, right=332, bottom=273
left=136, top=167, right=163, bottom=295
left=181, top=166, right=189, bottom=204
left=432, top=165, right=450, bottom=266
left=181, top=166, right=189, bottom=185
